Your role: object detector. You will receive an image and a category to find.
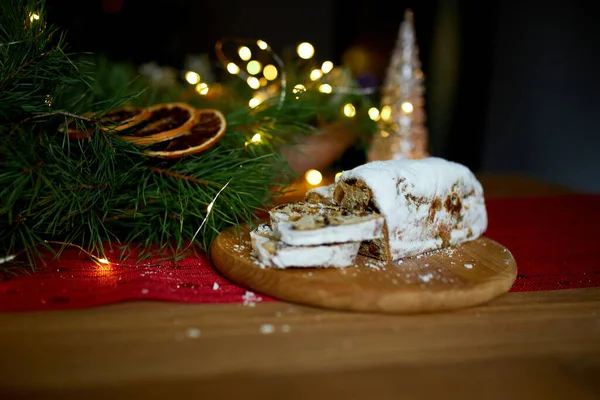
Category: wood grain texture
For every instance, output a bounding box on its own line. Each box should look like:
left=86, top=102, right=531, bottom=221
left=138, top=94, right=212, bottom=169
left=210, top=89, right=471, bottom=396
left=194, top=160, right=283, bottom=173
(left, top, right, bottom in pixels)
left=0, top=289, right=599, bottom=399
left=211, top=224, right=517, bottom=313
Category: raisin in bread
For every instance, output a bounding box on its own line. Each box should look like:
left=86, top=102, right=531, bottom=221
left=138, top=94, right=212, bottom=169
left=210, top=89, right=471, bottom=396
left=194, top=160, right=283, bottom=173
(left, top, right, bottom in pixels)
left=305, top=183, right=337, bottom=205
left=268, top=201, right=384, bottom=246
left=250, top=224, right=360, bottom=268
left=333, top=157, right=487, bottom=261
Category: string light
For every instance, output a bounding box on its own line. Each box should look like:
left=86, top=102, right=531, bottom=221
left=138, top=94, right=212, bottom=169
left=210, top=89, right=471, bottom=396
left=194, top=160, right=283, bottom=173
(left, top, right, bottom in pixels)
left=305, top=169, right=322, bottom=185
left=247, top=60, right=262, bottom=75
left=321, top=61, right=334, bottom=74
left=297, top=42, right=315, bottom=59
left=226, top=63, right=240, bottom=74
left=247, top=76, right=260, bottom=89
left=248, top=97, right=261, bottom=108
left=309, top=69, right=323, bottom=81
left=195, top=82, right=209, bottom=95
left=343, top=103, right=356, bottom=117
left=318, top=84, right=332, bottom=93
left=185, top=71, right=200, bottom=84
left=256, top=40, right=268, bottom=50
left=368, top=107, right=380, bottom=121
left=263, top=64, right=278, bottom=80
left=184, top=179, right=232, bottom=252
left=44, top=240, right=111, bottom=267
left=238, top=46, right=252, bottom=61
left=401, top=102, right=414, bottom=113
left=380, top=105, right=392, bottom=121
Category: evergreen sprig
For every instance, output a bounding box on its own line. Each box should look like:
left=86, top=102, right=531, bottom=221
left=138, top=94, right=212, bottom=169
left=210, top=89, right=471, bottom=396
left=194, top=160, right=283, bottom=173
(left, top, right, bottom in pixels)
left=0, top=0, right=377, bottom=273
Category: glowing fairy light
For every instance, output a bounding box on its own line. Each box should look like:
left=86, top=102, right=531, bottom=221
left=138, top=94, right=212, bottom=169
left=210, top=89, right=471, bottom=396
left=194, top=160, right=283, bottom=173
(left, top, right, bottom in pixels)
left=297, top=42, right=315, bottom=59
left=185, top=71, right=200, bottom=85
left=257, top=40, right=268, bottom=50
left=0, top=254, right=16, bottom=265
left=247, top=60, right=262, bottom=75
left=368, top=107, right=380, bottom=121
left=238, top=46, right=252, bottom=61
left=293, top=84, right=306, bottom=94
left=343, top=103, right=356, bottom=117
left=248, top=97, right=261, bottom=108
left=380, top=105, right=392, bottom=121
left=227, top=63, right=240, bottom=74
left=244, top=132, right=262, bottom=145
left=305, top=169, right=323, bottom=185
left=310, top=69, right=323, bottom=81
left=335, top=172, right=343, bottom=180
left=401, top=102, right=414, bottom=113
left=318, top=84, right=332, bottom=93
left=380, top=130, right=390, bottom=137
left=29, top=12, right=40, bottom=23
left=44, top=240, right=111, bottom=267
left=259, top=77, right=268, bottom=86
left=263, top=64, right=278, bottom=80
left=321, top=61, right=334, bottom=74
left=247, top=76, right=260, bottom=89
left=185, top=179, right=232, bottom=251
left=195, top=82, right=209, bottom=95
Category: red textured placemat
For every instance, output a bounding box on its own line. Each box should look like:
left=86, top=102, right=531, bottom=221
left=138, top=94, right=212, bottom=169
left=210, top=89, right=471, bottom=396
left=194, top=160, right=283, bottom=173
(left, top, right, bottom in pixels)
left=0, top=194, right=599, bottom=312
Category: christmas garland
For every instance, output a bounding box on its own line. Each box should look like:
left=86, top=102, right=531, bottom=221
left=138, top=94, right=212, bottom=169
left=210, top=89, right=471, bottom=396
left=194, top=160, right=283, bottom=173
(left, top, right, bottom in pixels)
left=0, top=0, right=378, bottom=272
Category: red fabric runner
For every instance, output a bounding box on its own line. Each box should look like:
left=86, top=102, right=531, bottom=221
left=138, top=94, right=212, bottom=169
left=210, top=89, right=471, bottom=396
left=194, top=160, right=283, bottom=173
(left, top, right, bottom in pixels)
left=1, top=194, right=599, bottom=312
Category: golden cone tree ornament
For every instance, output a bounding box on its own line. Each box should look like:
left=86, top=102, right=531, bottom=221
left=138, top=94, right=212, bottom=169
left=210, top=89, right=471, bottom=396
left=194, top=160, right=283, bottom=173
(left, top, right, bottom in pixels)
left=368, top=9, right=430, bottom=161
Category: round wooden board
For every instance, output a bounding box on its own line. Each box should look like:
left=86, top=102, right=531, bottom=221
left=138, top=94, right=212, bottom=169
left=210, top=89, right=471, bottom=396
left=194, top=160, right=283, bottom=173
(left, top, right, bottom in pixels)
left=210, top=224, right=518, bottom=314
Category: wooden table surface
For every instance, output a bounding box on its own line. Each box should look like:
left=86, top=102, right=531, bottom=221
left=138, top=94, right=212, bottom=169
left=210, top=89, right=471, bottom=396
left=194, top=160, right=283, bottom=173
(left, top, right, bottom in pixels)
left=1, top=175, right=599, bottom=400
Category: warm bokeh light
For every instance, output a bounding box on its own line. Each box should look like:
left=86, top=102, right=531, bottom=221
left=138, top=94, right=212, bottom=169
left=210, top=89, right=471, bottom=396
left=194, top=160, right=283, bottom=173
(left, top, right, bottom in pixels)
left=343, top=103, right=356, bottom=117
left=248, top=97, right=261, bottom=108
left=305, top=169, right=323, bottom=185
left=293, top=84, right=306, bottom=94
left=318, top=84, right=332, bottom=93
left=297, top=42, right=315, bottom=59
left=257, top=40, right=268, bottom=50
left=259, top=77, right=268, bottom=86
left=184, top=71, right=200, bottom=85
left=368, top=107, right=380, bottom=121
left=247, top=76, right=260, bottom=89
left=335, top=171, right=343, bottom=180
left=263, top=64, right=278, bottom=80
left=321, top=61, right=334, bottom=74
left=251, top=133, right=261, bottom=143
left=380, top=130, right=390, bottom=137
left=310, top=69, right=323, bottom=81
left=238, top=46, right=252, bottom=61
left=195, top=82, right=209, bottom=95
left=247, top=60, right=262, bottom=75
left=380, top=105, right=392, bottom=121
left=227, top=62, right=240, bottom=74
left=401, top=102, right=414, bottom=113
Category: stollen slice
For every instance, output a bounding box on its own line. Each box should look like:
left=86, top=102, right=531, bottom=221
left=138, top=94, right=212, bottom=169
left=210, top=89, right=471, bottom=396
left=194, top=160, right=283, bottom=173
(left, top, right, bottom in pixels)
left=250, top=224, right=360, bottom=269
left=268, top=201, right=384, bottom=246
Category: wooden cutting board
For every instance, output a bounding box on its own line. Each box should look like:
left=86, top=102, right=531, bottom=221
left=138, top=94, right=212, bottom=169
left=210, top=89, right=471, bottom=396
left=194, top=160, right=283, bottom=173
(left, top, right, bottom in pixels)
left=210, top=224, right=517, bottom=314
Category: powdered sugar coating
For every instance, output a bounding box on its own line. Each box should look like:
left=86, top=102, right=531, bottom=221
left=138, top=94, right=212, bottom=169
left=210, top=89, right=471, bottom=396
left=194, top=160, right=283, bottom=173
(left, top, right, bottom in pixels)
left=338, top=157, right=487, bottom=260
left=249, top=224, right=360, bottom=268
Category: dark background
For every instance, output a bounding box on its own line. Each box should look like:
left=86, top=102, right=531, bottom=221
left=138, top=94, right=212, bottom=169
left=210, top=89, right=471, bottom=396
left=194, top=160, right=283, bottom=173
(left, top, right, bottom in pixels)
left=45, top=0, right=600, bottom=192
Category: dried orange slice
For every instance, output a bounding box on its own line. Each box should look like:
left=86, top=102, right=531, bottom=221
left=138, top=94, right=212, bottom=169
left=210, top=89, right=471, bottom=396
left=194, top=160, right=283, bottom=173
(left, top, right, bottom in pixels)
left=99, top=105, right=151, bottom=132
left=143, top=109, right=226, bottom=159
left=117, top=102, right=197, bottom=146
left=58, top=106, right=150, bottom=139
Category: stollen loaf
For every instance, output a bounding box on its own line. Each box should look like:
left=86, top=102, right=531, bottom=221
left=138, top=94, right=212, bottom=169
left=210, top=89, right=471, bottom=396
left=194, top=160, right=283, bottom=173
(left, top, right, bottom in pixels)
left=333, top=157, right=487, bottom=261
